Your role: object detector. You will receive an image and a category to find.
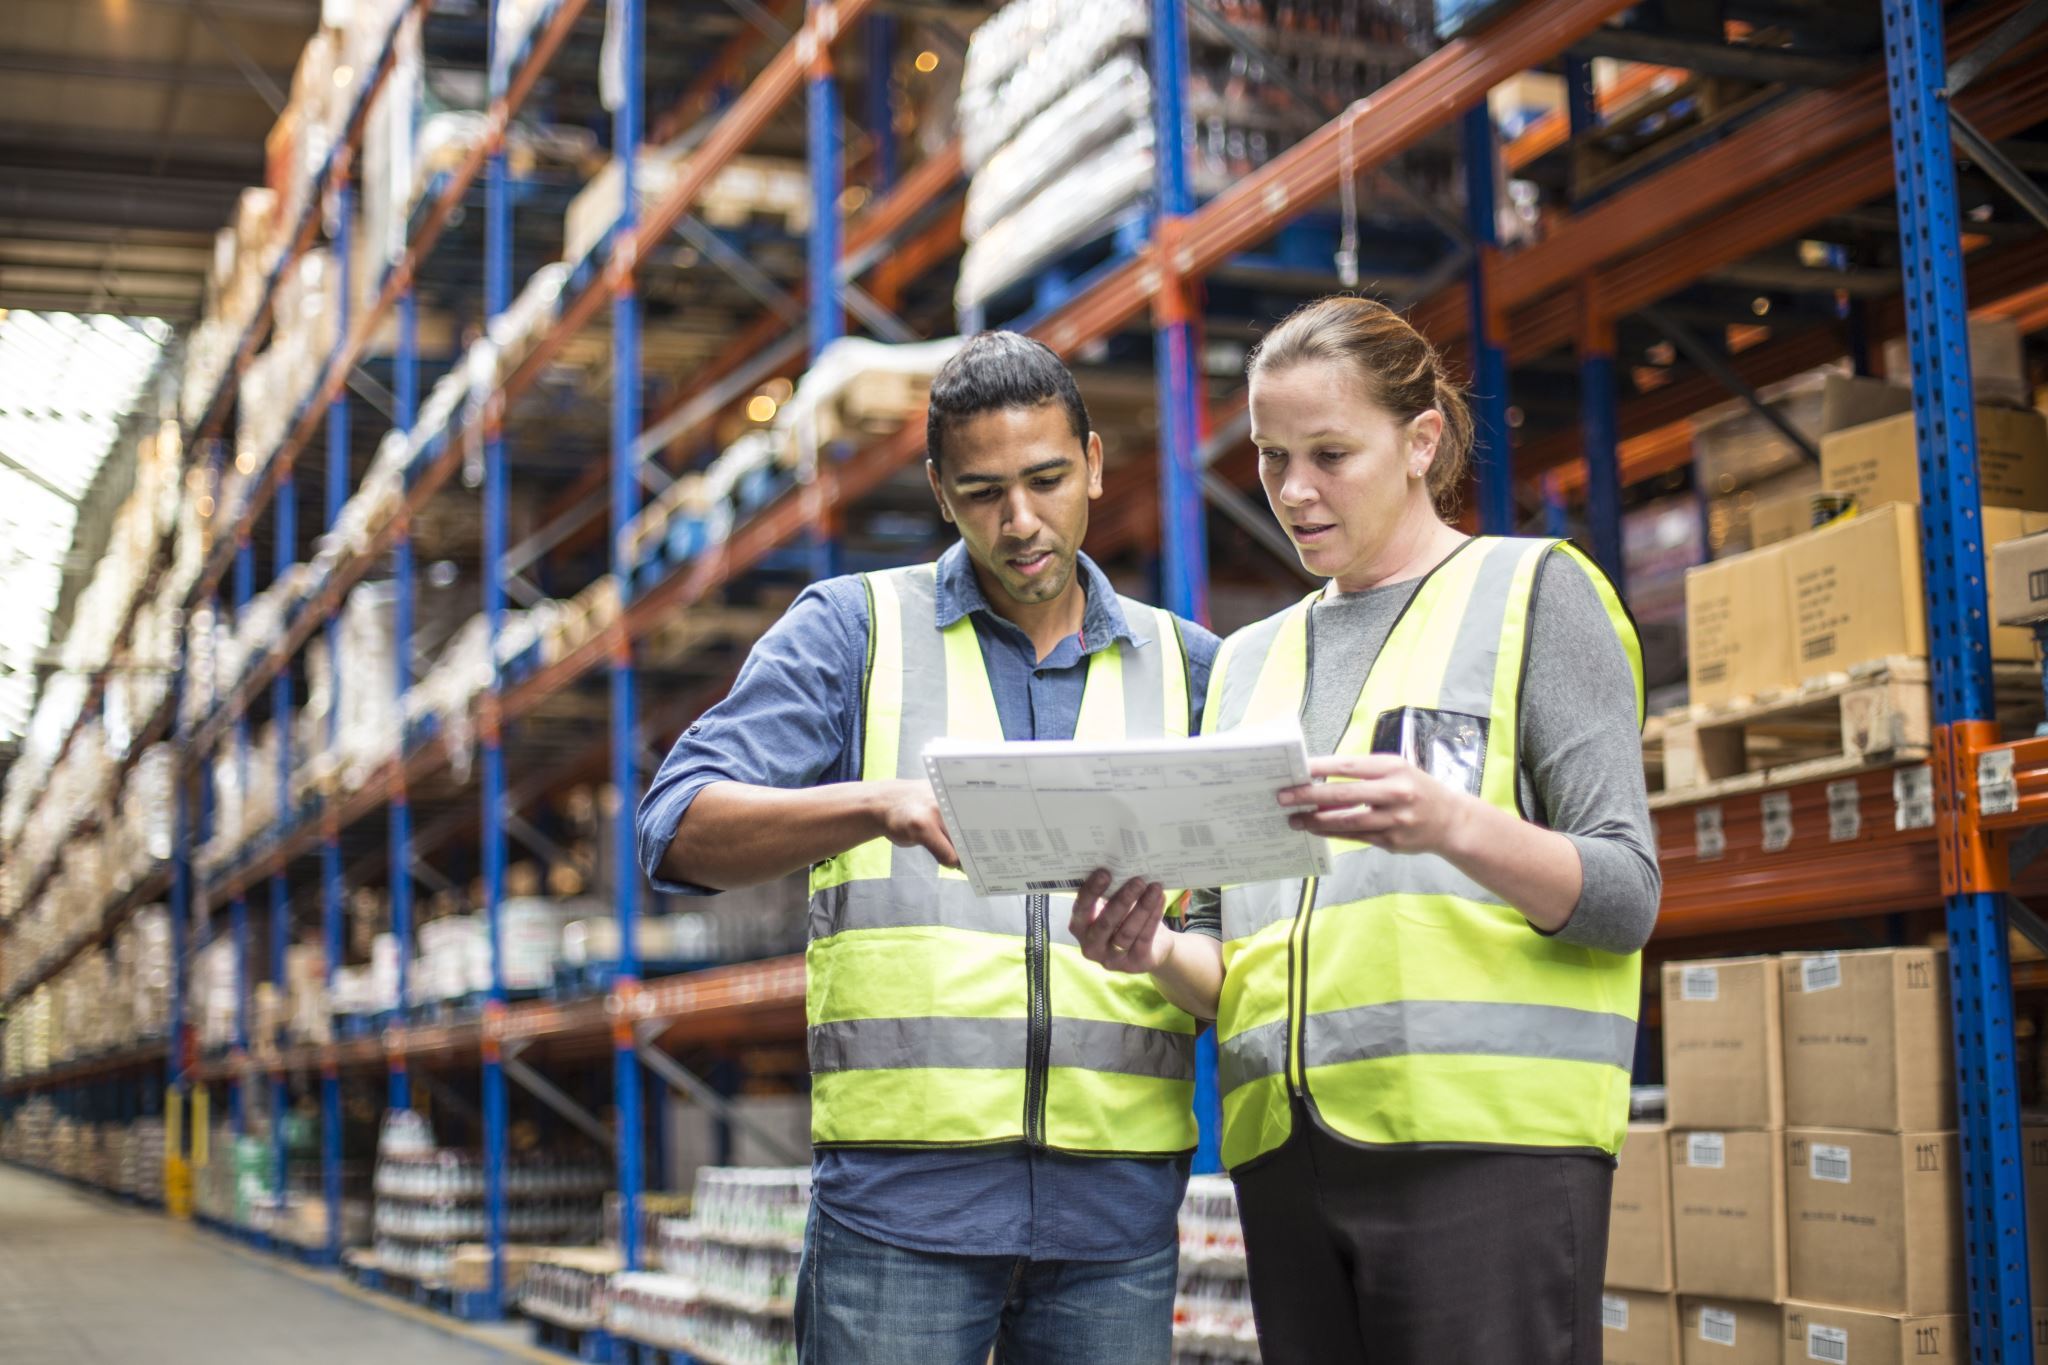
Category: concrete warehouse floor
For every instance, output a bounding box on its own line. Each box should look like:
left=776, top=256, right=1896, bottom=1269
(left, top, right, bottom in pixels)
left=0, top=1164, right=543, bottom=1362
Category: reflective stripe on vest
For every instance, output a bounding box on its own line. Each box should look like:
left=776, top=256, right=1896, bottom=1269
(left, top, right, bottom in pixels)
left=806, top=562, right=1200, bottom=1155
left=1209, top=537, right=1644, bottom=1168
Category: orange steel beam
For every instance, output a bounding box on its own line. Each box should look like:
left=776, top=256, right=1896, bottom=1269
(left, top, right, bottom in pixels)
left=1410, top=2, right=2041, bottom=356
left=1501, top=62, right=1678, bottom=173
left=1034, top=0, right=1638, bottom=357
left=650, top=0, right=804, bottom=146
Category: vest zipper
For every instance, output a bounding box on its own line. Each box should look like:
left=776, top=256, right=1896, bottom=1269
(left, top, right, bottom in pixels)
left=1285, top=610, right=1319, bottom=1100
left=1024, top=892, right=1052, bottom=1146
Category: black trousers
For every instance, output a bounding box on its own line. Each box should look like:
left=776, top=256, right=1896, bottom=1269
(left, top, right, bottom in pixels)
left=1231, top=1108, right=1613, bottom=1365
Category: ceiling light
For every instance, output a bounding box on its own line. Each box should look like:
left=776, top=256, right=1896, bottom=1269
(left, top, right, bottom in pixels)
left=1752, top=296, right=1771, bottom=316
left=747, top=394, right=779, bottom=423
left=914, top=50, right=940, bottom=73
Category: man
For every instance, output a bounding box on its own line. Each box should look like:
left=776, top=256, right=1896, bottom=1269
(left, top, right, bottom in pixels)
left=637, top=331, right=1220, bottom=1365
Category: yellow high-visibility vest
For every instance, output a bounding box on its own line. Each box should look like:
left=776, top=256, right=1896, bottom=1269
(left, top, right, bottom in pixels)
left=1204, top=537, right=1645, bottom=1169
left=806, top=562, right=1201, bottom=1155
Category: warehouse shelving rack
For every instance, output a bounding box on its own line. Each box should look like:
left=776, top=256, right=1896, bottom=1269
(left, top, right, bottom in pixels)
left=3, top=0, right=2048, bottom=1353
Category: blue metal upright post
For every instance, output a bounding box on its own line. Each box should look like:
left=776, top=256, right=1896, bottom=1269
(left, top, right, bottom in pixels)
left=272, top=462, right=295, bottom=1204
left=482, top=3, right=515, bottom=1307
left=807, top=2, right=844, bottom=584
left=1461, top=107, right=1512, bottom=535
left=1883, top=1, right=2031, bottom=1358
left=1150, top=0, right=1215, bottom=1171
left=864, top=15, right=897, bottom=192
left=388, top=285, right=417, bottom=1114
left=320, top=177, right=354, bottom=1268
left=610, top=0, right=648, bottom=1273
left=1579, top=311, right=1624, bottom=591
left=231, top=538, right=253, bottom=1137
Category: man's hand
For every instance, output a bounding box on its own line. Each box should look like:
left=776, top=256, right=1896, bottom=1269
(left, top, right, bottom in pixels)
left=870, top=778, right=960, bottom=867
left=1070, top=869, right=1173, bottom=973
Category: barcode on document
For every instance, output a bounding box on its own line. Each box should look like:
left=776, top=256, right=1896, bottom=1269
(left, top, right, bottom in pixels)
left=1601, top=1295, right=1628, bottom=1331
left=1699, top=1308, right=1738, bottom=1347
left=1802, top=952, right=1842, bottom=992
left=1178, top=824, right=1218, bottom=848
left=1027, top=879, right=1085, bottom=891
left=1807, top=1324, right=1849, bottom=1362
left=1811, top=1144, right=1852, bottom=1183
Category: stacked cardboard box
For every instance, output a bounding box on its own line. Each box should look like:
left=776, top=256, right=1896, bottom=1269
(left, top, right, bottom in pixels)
left=1662, top=957, right=1784, bottom=1365
left=1612, top=950, right=1966, bottom=1364
left=1780, top=948, right=1963, bottom=1361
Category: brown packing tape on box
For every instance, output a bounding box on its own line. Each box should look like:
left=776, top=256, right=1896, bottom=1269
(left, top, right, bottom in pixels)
left=1604, top=1289, right=1681, bottom=1365
left=1781, top=1302, right=1963, bottom=1365
left=1662, top=958, right=1784, bottom=1131
left=1678, top=1299, right=1779, bottom=1365
left=1780, top=948, right=1953, bottom=1133
left=1784, top=1129, right=1964, bottom=1317
left=1670, top=1129, right=1787, bottom=1303
left=1609, top=1123, right=1676, bottom=1293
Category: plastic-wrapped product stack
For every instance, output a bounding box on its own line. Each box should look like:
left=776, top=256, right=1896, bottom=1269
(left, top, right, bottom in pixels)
left=604, top=1167, right=810, bottom=1364
left=372, top=1110, right=607, bottom=1284
left=1174, top=1175, right=1259, bottom=1364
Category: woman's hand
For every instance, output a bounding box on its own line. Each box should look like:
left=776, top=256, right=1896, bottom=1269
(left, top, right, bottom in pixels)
left=1277, top=754, right=1477, bottom=857
left=1069, top=870, right=1174, bottom=973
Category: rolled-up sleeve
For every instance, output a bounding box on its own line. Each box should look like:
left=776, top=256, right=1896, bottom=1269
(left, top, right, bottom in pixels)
left=635, top=579, right=868, bottom=894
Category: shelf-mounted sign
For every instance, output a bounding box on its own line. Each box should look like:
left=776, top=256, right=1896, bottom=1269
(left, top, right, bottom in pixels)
left=1893, top=764, right=1935, bottom=831
left=1978, top=747, right=2019, bottom=818
left=1761, top=792, right=1794, bottom=853
left=1826, top=779, right=1862, bottom=843
left=1694, top=804, right=1725, bottom=861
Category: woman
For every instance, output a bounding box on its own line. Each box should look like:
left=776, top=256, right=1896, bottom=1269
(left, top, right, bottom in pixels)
left=1071, top=295, right=1658, bottom=1364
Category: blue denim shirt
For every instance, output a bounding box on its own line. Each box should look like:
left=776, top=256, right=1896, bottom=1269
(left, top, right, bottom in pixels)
left=637, top=542, right=1219, bottom=1260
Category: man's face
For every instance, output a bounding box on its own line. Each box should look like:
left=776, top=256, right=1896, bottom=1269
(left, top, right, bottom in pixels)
left=927, top=402, right=1104, bottom=610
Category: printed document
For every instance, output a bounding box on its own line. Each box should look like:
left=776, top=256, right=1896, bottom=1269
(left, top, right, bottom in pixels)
left=923, top=723, right=1330, bottom=898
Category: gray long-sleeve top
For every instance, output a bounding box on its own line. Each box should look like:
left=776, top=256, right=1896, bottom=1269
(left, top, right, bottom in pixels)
left=1185, top=552, right=1661, bottom=955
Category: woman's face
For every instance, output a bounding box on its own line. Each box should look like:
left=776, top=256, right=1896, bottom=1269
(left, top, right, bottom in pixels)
left=1248, top=357, right=1441, bottom=588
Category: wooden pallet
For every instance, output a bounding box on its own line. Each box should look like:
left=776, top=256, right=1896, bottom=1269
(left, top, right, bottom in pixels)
left=1572, top=73, right=1778, bottom=198
left=1647, top=656, right=2044, bottom=808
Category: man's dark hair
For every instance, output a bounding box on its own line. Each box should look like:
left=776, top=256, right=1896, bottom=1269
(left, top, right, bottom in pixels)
left=925, top=331, right=1091, bottom=470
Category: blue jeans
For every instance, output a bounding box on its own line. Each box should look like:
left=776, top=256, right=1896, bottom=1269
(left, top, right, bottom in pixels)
left=795, top=1204, right=1178, bottom=1365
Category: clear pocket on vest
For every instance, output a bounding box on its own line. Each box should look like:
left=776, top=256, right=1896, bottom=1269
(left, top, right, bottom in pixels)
left=1370, top=705, right=1488, bottom=798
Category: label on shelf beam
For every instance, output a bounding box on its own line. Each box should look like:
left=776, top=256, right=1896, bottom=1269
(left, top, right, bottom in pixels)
left=1694, top=805, right=1725, bottom=861
left=1893, top=765, right=1935, bottom=831
left=1761, top=792, right=1794, bottom=852
left=1827, top=779, right=1862, bottom=842
left=1979, top=747, right=2019, bottom=817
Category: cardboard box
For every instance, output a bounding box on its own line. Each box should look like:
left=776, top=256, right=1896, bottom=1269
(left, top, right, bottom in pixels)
left=1818, top=403, right=2048, bottom=514
left=1610, top=1123, right=1677, bottom=1292
left=1679, top=1299, right=1780, bottom=1365
left=1687, top=546, right=1795, bottom=705
left=1989, top=516, right=2048, bottom=628
left=1818, top=373, right=1916, bottom=437
left=2024, top=1120, right=2048, bottom=1308
left=1750, top=486, right=1833, bottom=550
left=1671, top=1129, right=1787, bottom=1303
left=1663, top=958, right=1784, bottom=1131
left=1780, top=503, right=1929, bottom=674
left=1780, top=948, right=1952, bottom=1133
left=1883, top=316, right=2028, bottom=408
left=1605, top=1289, right=1681, bottom=1365
left=1780, top=1303, right=1962, bottom=1365
left=1784, top=1129, right=1963, bottom=1316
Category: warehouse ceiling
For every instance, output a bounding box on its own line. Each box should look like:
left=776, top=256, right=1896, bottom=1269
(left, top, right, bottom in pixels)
left=0, top=0, right=321, bottom=321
